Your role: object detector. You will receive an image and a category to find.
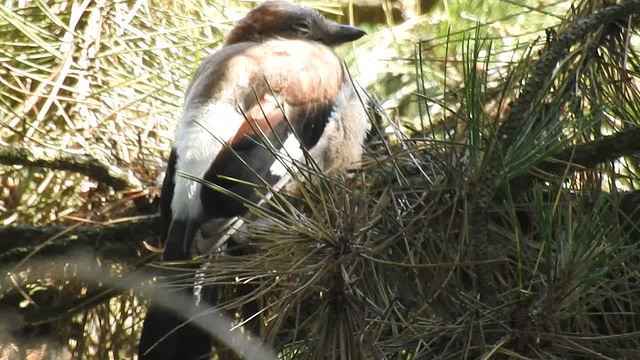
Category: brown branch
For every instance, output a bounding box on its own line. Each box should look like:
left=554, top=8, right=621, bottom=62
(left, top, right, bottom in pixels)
left=0, top=215, right=162, bottom=264
left=510, top=127, right=640, bottom=193
left=0, top=214, right=167, bottom=338
left=0, top=216, right=164, bottom=335
left=555, top=127, right=640, bottom=169
left=0, top=145, right=142, bottom=191
left=1, top=283, right=125, bottom=330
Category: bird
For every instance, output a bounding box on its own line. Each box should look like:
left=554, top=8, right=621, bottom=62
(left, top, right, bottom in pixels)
left=138, top=1, right=368, bottom=359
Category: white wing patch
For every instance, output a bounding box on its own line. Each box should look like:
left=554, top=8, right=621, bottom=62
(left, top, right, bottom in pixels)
left=269, top=135, right=304, bottom=177
left=171, top=101, right=245, bottom=220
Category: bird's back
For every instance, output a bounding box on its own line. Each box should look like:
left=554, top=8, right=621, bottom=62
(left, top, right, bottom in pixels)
left=169, top=38, right=364, bottom=253
left=184, top=39, right=344, bottom=115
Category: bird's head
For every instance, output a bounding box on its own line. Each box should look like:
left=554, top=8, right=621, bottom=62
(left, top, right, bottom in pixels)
left=225, top=1, right=366, bottom=47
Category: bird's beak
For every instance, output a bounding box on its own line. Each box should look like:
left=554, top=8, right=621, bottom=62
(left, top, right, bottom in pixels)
left=325, top=23, right=366, bottom=45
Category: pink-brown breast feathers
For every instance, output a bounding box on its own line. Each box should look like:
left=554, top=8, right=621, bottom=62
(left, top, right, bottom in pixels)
left=198, top=39, right=345, bottom=148
left=261, top=40, right=343, bottom=106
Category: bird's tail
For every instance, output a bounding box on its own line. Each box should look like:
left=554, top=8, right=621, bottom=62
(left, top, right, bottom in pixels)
left=138, top=269, right=217, bottom=360
left=138, top=219, right=216, bottom=360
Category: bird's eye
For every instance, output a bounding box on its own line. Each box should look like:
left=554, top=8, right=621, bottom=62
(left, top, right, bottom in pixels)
left=292, top=21, right=310, bottom=35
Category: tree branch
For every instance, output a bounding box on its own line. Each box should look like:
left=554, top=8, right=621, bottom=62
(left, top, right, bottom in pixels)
left=0, top=215, right=162, bottom=264
left=510, top=127, right=640, bottom=193
left=0, top=216, right=164, bottom=335
left=0, top=145, right=142, bottom=191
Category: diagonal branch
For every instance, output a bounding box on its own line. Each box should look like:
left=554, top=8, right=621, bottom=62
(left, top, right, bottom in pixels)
left=0, top=215, right=161, bottom=264
left=0, top=145, right=142, bottom=191
left=510, top=127, right=640, bottom=192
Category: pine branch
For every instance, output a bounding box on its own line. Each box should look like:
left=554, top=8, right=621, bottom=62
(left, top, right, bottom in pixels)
left=0, top=215, right=162, bottom=264
left=469, top=1, right=640, bottom=305
left=0, top=145, right=142, bottom=191
left=511, top=127, right=640, bottom=192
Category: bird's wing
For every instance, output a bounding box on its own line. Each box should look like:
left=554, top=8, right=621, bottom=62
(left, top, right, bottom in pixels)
left=162, top=39, right=349, bottom=257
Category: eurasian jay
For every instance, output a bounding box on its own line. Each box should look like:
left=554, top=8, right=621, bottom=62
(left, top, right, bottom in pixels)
left=138, top=1, right=367, bottom=359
